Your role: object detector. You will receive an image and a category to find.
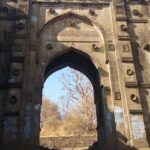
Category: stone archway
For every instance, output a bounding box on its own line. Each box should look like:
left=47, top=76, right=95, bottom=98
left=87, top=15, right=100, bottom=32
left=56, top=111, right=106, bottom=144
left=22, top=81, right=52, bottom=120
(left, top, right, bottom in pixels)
left=42, top=48, right=106, bottom=149
left=1, top=1, right=150, bottom=150
left=27, top=11, right=115, bottom=150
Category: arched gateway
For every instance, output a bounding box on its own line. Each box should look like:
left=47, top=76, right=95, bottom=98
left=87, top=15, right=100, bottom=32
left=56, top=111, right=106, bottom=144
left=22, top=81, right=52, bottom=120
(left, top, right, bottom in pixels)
left=0, top=0, right=150, bottom=150
left=37, top=12, right=109, bottom=149
left=43, top=48, right=106, bottom=149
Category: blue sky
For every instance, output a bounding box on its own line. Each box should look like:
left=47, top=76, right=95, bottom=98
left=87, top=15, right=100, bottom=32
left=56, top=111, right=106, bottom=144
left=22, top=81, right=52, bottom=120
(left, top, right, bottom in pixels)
left=42, top=67, right=69, bottom=103
left=42, top=67, right=93, bottom=104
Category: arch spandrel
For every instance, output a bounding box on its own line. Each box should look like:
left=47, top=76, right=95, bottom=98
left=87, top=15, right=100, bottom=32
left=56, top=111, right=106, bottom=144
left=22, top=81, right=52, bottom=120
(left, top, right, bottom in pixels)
left=38, top=12, right=107, bottom=75
left=40, top=14, right=103, bottom=42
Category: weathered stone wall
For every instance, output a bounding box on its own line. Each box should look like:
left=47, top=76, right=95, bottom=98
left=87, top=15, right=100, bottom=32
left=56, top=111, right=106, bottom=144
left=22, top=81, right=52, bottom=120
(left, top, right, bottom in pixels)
left=0, top=0, right=150, bottom=150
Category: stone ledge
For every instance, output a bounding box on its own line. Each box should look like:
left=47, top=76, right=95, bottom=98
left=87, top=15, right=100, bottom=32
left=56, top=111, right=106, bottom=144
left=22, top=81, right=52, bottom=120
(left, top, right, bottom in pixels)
left=118, top=35, right=131, bottom=41
left=0, top=16, right=16, bottom=21
left=0, top=82, right=22, bottom=89
left=116, top=17, right=127, bottom=21
left=11, top=56, right=24, bottom=62
left=32, top=0, right=110, bottom=5
left=0, top=15, right=28, bottom=21
left=125, top=82, right=150, bottom=88
left=121, top=57, right=133, bottom=63
left=125, top=81, right=138, bottom=88
left=140, top=83, right=150, bottom=88
left=129, top=18, right=148, bottom=23
left=15, top=34, right=28, bottom=39
left=116, top=18, right=148, bottom=23
left=4, top=111, right=20, bottom=116
left=129, top=109, right=143, bottom=115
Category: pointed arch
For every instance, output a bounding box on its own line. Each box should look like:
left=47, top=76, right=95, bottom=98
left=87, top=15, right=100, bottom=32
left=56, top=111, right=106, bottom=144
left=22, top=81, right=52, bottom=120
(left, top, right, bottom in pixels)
left=37, top=11, right=106, bottom=42
left=43, top=47, right=106, bottom=148
left=37, top=11, right=107, bottom=67
left=44, top=47, right=100, bottom=88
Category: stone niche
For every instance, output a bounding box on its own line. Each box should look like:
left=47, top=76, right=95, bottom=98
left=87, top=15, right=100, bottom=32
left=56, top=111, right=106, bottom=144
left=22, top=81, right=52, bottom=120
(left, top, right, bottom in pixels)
left=5, top=88, right=21, bottom=113
left=130, top=5, right=147, bottom=19
left=122, top=63, right=136, bottom=82
left=15, top=19, right=27, bottom=36
left=13, top=40, right=25, bottom=57
left=126, top=88, right=141, bottom=110
left=115, top=4, right=125, bottom=15
left=118, top=22, right=129, bottom=36
left=8, top=63, right=22, bottom=83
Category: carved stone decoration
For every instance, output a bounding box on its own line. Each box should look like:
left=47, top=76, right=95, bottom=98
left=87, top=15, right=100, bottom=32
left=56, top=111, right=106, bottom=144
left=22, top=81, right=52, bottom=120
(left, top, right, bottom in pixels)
left=12, top=69, right=20, bottom=76
left=120, top=24, right=128, bottom=32
left=114, top=91, right=121, bottom=100
left=105, top=59, right=109, bottom=64
left=92, top=44, right=97, bottom=49
left=129, top=110, right=143, bottom=115
left=122, top=44, right=130, bottom=52
left=8, top=63, right=22, bottom=83
left=89, top=9, right=96, bottom=16
left=108, top=44, right=115, bottom=51
left=127, top=69, right=134, bottom=76
left=116, top=5, right=125, bottom=14
left=121, top=57, right=133, bottom=63
left=92, top=44, right=101, bottom=52
left=143, top=44, right=150, bottom=52
left=68, top=20, right=76, bottom=27
left=49, top=8, right=56, bottom=14
left=133, top=9, right=140, bottom=16
left=14, top=43, right=24, bottom=52
left=125, top=82, right=138, bottom=88
left=17, top=22, right=25, bottom=30
left=132, top=9, right=143, bottom=18
left=46, top=43, right=53, bottom=50
left=118, top=35, right=130, bottom=40
left=130, top=94, right=139, bottom=102
left=9, top=96, right=17, bottom=104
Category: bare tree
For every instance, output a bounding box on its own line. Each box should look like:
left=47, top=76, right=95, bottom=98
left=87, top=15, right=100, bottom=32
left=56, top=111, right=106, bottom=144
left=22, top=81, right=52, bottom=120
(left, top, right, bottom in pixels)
left=40, top=97, right=61, bottom=136
left=59, top=68, right=97, bottom=136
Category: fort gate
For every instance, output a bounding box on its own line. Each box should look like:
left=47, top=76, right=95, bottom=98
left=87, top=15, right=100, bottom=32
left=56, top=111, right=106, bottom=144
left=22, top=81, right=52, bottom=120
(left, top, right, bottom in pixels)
left=0, top=0, right=150, bottom=150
